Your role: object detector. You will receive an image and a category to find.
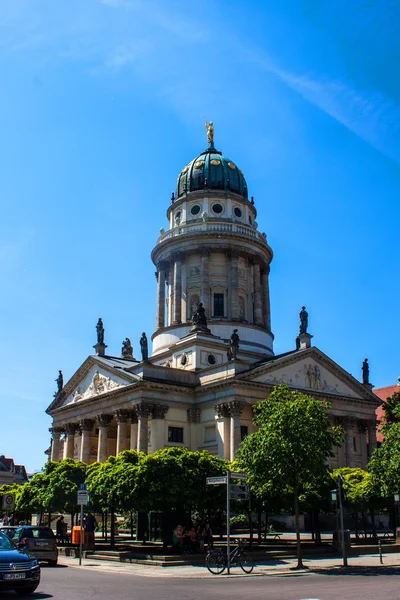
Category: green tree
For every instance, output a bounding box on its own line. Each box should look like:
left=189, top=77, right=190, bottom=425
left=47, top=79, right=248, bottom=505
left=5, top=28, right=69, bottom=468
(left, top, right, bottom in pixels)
left=236, top=384, right=343, bottom=568
left=383, top=389, right=400, bottom=425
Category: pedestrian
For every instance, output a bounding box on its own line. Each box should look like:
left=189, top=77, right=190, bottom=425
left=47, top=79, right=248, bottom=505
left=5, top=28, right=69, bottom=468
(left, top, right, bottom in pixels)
left=56, top=515, right=65, bottom=544
left=84, top=513, right=97, bottom=550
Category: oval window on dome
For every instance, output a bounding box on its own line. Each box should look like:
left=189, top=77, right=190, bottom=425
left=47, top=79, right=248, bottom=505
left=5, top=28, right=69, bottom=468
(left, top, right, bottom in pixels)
left=234, top=207, right=242, bottom=218
left=191, top=205, right=201, bottom=216
left=194, top=161, right=203, bottom=169
left=228, top=162, right=236, bottom=170
left=212, top=203, right=224, bottom=214
left=210, top=159, right=221, bottom=166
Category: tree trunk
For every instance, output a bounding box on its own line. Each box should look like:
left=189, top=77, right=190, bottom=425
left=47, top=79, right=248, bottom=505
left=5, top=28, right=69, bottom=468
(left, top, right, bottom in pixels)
left=130, top=512, right=134, bottom=539
left=257, top=508, right=262, bottom=544
left=314, top=509, right=321, bottom=544
left=105, top=512, right=108, bottom=542
left=110, top=510, right=115, bottom=548
left=355, top=511, right=358, bottom=540
left=293, top=488, right=304, bottom=569
left=247, top=507, right=253, bottom=550
left=362, top=511, right=367, bottom=538
left=370, top=509, right=377, bottom=538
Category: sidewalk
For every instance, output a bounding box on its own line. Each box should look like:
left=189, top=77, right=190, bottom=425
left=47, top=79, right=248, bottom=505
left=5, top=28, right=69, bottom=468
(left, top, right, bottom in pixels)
left=58, top=551, right=400, bottom=579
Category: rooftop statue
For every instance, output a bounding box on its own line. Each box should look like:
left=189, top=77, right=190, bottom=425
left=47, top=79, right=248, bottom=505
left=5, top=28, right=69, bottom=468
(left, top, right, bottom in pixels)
left=228, top=329, right=240, bottom=360
left=122, top=338, right=133, bottom=358
left=204, top=119, right=214, bottom=146
left=362, top=358, right=369, bottom=385
left=299, top=306, right=308, bottom=335
left=55, top=370, right=63, bottom=393
left=191, top=302, right=210, bottom=333
left=96, top=318, right=105, bottom=345
left=140, top=332, right=149, bottom=363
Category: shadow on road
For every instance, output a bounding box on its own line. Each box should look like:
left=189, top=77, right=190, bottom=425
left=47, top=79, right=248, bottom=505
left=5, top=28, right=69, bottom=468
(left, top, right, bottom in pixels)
left=315, top=566, right=400, bottom=577
left=0, top=594, right=52, bottom=599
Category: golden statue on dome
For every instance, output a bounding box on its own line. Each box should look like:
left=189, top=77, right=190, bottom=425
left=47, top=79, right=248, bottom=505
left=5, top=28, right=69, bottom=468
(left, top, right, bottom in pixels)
left=204, top=118, right=214, bottom=146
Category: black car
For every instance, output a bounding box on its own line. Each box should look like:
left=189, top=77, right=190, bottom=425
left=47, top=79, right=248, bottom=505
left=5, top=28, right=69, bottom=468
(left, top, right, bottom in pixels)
left=0, top=531, right=40, bottom=595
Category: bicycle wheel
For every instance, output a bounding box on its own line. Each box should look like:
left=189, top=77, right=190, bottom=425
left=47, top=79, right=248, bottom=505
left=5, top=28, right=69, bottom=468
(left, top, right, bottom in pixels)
left=239, top=551, right=254, bottom=574
left=206, top=551, right=227, bottom=575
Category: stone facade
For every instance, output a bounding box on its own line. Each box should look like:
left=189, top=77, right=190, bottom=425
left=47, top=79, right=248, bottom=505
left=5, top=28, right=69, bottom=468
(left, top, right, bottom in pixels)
left=47, top=135, right=380, bottom=468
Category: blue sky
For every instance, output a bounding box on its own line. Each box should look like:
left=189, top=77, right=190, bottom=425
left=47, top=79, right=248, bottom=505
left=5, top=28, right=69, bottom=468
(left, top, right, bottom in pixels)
left=1, top=0, right=399, bottom=472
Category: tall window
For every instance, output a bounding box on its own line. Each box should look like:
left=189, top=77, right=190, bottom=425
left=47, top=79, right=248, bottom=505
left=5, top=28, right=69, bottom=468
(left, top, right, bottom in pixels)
left=168, top=427, right=184, bottom=444
left=240, top=426, right=248, bottom=441
left=213, top=293, right=224, bottom=317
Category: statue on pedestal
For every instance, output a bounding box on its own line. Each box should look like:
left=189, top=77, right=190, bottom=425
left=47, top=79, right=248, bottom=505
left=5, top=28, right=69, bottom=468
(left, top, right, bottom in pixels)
left=121, top=338, right=133, bottom=358
left=190, top=302, right=210, bottom=333
left=55, top=370, right=63, bottom=393
left=140, top=332, right=149, bottom=363
left=362, top=358, right=369, bottom=385
left=299, top=306, right=308, bottom=335
left=204, top=119, right=214, bottom=146
left=228, top=329, right=240, bottom=360
left=96, top=318, right=105, bottom=345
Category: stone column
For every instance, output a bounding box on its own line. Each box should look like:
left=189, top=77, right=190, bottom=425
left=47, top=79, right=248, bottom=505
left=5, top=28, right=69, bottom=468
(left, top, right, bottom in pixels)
left=344, top=418, right=356, bottom=468
left=167, top=266, right=174, bottom=327
left=262, top=266, right=271, bottom=331
left=187, top=408, right=200, bottom=451
left=359, top=422, right=368, bottom=468
left=214, top=404, right=230, bottom=460
left=227, top=400, right=246, bottom=461
left=96, top=414, right=112, bottom=463
left=201, top=251, right=210, bottom=318
left=156, top=264, right=166, bottom=330
left=173, top=254, right=182, bottom=324
left=75, top=430, right=82, bottom=461
left=116, top=410, right=131, bottom=455
left=151, top=404, right=169, bottom=452
left=230, top=252, right=240, bottom=320
left=368, top=420, right=377, bottom=456
left=253, top=261, right=263, bottom=326
left=50, top=427, right=63, bottom=462
left=130, top=410, right=138, bottom=451
left=79, top=419, right=94, bottom=464
left=136, top=403, right=153, bottom=453
left=64, top=424, right=77, bottom=459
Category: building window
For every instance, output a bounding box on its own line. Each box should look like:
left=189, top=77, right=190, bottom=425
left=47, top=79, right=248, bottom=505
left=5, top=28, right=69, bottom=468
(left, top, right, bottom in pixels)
left=168, top=427, right=184, bottom=444
left=213, top=293, right=224, bottom=317
left=191, top=204, right=201, bottom=215
left=353, top=437, right=357, bottom=452
left=208, top=354, right=216, bottom=365
left=212, top=203, right=224, bottom=214
left=240, top=426, right=248, bottom=441
left=204, top=425, right=216, bottom=443
left=234, top=207, right=242, bottom=218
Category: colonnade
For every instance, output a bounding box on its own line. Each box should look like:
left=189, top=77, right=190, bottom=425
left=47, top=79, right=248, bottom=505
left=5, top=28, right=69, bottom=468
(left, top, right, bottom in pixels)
left=155, top=253, right=271, bottom=330
left=334, top=417, right=377, bottom=468
left=50, top=403, right=169, bottom=463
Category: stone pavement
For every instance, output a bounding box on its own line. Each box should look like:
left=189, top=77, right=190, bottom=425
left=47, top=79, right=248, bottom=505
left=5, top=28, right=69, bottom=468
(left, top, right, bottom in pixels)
left=58, top=551, right=400, bottom=579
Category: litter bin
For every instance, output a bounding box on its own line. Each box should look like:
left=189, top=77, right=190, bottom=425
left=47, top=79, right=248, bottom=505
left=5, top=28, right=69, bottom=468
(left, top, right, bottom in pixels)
left=72, top=526, right=85, bottom=546
left=332, top=529, right=351, bottom=551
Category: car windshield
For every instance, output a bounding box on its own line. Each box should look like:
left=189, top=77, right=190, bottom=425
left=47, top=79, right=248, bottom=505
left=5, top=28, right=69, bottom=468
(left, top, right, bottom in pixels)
left=0, top=533, right=14, bottom=550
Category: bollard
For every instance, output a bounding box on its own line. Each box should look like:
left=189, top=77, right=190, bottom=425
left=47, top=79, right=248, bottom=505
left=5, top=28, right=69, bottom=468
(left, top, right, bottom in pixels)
left=379, top=540, right=383, bottom=564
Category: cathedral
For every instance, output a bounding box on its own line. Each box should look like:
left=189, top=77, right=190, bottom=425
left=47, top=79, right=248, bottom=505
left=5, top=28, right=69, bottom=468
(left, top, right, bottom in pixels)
left=47, top=124, right=380, bottom=469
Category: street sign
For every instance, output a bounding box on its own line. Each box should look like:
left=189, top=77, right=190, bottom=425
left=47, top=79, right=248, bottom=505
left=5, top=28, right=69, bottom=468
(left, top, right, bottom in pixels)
left=206, top=476, right=227, bottom=486
left=77, top=490, right=89, bottom=505
left=2, top=494, right=15, bottom=511
left=79, top=483, right=86, bottom=491
left=230, top=484, right=249, bottom=500
left=230, top=472, right=248, bottom=481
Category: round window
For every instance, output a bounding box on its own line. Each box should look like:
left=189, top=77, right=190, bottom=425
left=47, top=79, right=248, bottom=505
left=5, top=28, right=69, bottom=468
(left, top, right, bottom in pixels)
left=191, top=205, right=201, bottom=216
left=234, top=207, right=242, bottom=218
left=180, top=354, right=187, bottom=366
left=208, top=354, right=216, bottom=365
left=212, top=203, right=223, bottom=214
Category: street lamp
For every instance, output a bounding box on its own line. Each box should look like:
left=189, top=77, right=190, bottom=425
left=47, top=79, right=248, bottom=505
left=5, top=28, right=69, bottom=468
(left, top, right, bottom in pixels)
left=331, top=477, right=347, bottom=567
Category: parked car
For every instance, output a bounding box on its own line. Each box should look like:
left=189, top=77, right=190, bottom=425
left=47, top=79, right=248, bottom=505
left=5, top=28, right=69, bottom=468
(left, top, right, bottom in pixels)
left=12, top=526, right=58, bottom=565
left=0, top=525, right=18, bottom=539
left=0, top=531, right=40, bottom=595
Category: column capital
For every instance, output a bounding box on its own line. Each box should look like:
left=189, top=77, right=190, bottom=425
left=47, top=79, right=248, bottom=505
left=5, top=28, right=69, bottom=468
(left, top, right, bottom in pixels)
left=172, top=251, right=184, bottom=262
left=201, top=249, right=211, bottom=258
left=214, top=403, right=229, bottom=419
left=157, top=260, right=169, bottom=271
left=135, top=403, right=154, bottom=418
left=187, top=407, right=200, bottom=423
left=65, top=423, right=79, bottom=436
left=79, top=418, right=94, bottom=432
left=115, top=409, right=131, bottom=423
left=152, top=404, right=169, bottom=420
left=97, top=414, right=113, bottom=427
left=227, top=400, right=246, bottom=417
left=49, top=426, right=64, bottom=436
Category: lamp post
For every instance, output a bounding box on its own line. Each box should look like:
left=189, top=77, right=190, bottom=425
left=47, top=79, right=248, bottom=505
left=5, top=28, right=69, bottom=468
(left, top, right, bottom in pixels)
left=331, top=478, right=347, bottom=567
left=394, top=493, right=400, bottom=540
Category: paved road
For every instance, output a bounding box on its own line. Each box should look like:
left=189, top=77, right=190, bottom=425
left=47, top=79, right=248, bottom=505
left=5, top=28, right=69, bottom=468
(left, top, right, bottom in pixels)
left=2, top=564, right=400, bottom=600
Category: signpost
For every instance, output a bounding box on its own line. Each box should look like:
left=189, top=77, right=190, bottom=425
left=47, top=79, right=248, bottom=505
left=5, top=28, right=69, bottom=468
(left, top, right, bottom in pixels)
left=2, top=494, right=15, bottom=512
left=77, top=489, right=89, bottom=566
left=206, top=471, right=248, bottom=574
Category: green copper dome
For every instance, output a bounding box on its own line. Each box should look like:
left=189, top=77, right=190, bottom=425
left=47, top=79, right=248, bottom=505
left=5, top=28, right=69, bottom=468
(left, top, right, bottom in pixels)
left=176, top=143, right=248, bottom=200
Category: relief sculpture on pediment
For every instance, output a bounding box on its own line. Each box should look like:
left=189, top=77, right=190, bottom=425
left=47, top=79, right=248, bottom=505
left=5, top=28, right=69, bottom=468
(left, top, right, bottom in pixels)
left=71, top=371, right=123, bottom=403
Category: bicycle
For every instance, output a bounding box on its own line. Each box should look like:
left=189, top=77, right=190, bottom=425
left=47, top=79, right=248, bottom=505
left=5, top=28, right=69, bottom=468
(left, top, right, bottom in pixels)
left=206, top=539, right=254, bottom=574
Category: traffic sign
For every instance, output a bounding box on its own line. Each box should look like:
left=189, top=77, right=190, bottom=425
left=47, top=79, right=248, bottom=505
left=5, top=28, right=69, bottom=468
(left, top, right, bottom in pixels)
left=77, top=490, right=89, bottom=505
left=79, top=483, right=86, bottom=491
left=230, top=484, right=249, bottom=500
left=230, top=472, right=248, bottom=481
left=2, top=494, right=15, bottom=511
left=206, top=476, right=227, bottom=486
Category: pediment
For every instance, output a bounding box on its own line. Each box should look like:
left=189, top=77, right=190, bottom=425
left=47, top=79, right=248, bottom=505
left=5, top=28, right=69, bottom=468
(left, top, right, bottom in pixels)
left=243, top=348, right=376, bottom=401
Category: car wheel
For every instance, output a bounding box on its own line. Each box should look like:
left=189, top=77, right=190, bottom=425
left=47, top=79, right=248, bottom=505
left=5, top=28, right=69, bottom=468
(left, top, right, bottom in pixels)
left=14, top=584, right=39, bottom=595
left=48, top=559, right=58, bottom=566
